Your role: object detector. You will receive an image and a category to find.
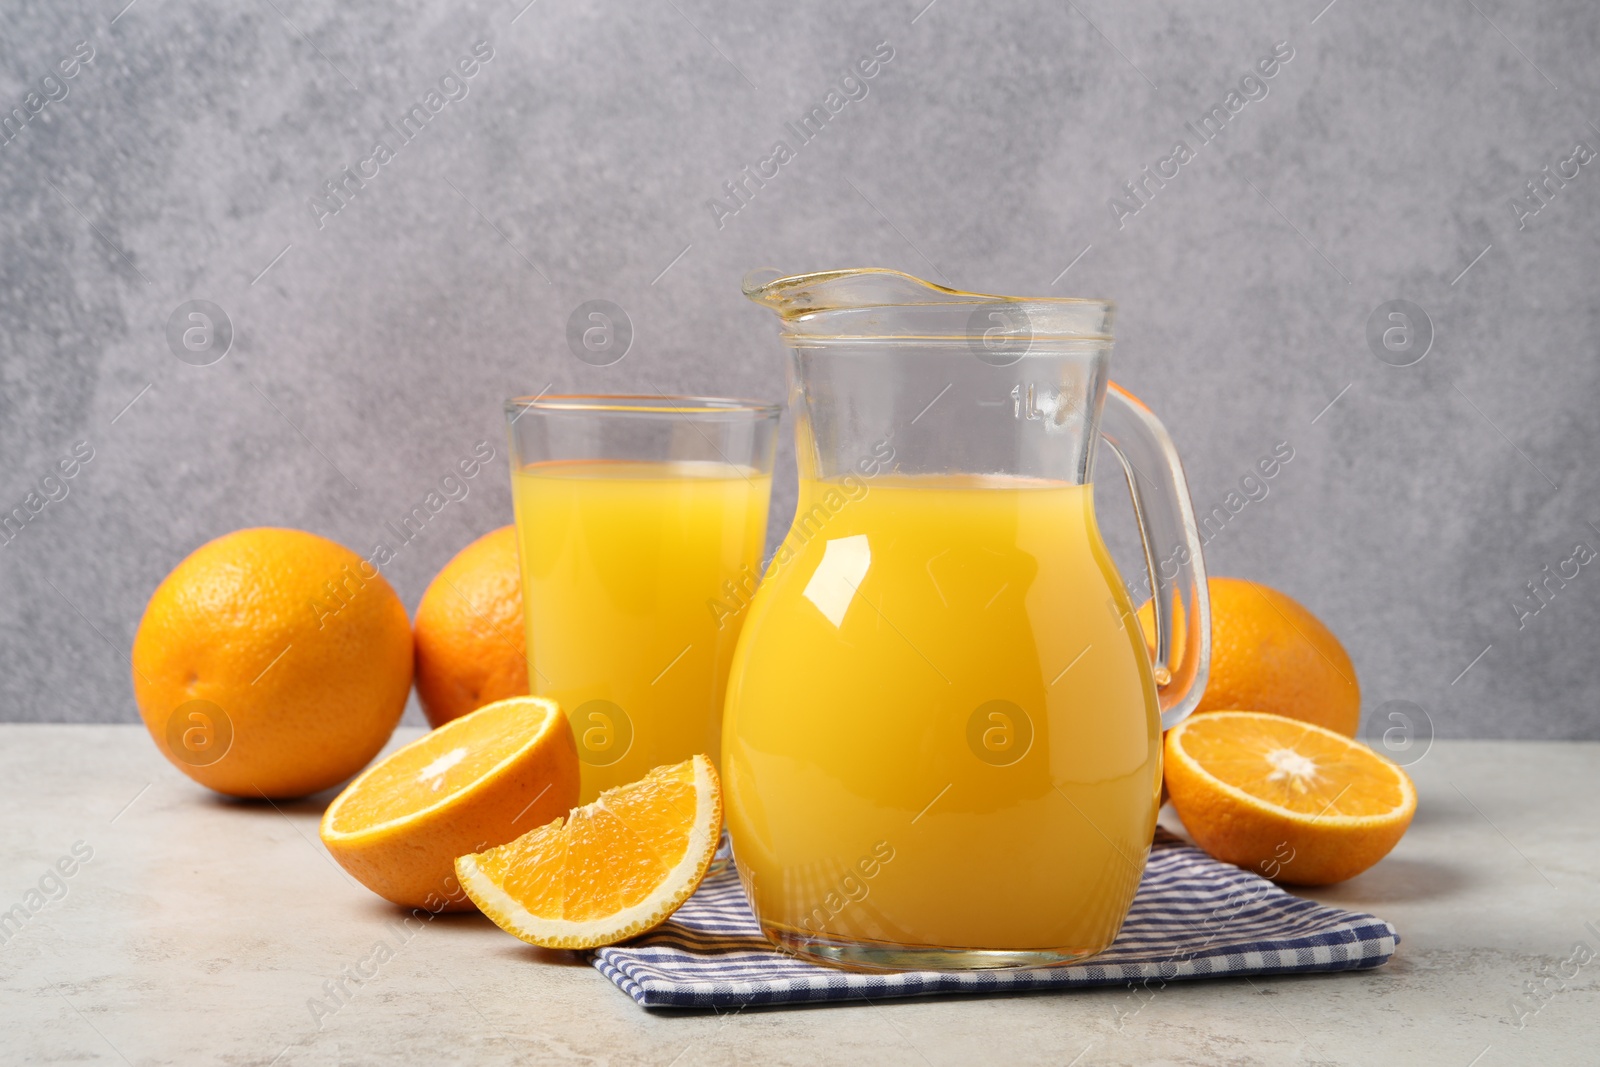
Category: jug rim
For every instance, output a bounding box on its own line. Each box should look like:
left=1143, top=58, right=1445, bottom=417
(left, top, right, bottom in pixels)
left=504, top=393, right=782, bottom=418
left=743, top=268, right=1114, bottom=309
left=742, top=268, right=1114, bottom=342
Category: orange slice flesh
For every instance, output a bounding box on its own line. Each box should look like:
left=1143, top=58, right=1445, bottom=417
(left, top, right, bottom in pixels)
left=455, top=755, right=721, bottom=949
left=327, top=704, right=534, bottom=832
left=320, top=696, right=578, bottom=910
left=1176, top=714, right=1404, bottom=817
left=1164, top=710, right=1416, bottom=886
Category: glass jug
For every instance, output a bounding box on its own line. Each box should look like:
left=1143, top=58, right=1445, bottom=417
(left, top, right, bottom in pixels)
left=722, top=269, right=1211, bottom=971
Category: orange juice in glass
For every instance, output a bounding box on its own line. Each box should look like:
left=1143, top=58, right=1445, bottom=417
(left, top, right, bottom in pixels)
left=505, top=396, right=779, bottom=802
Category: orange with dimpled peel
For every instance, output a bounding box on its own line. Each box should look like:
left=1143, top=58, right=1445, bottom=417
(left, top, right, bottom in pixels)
left=132, top=527, right=413, bottom=799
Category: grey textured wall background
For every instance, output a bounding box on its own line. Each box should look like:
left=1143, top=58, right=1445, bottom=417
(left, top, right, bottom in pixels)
left=1, top=0, right=1596, bottom=737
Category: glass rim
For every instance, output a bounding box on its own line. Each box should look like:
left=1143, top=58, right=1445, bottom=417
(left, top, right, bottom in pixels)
left=504, top=393, right=782, bottom=419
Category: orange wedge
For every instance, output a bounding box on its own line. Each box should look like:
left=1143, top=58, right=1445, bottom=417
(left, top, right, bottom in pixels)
left=1165, top=710, right=1416, bottom=886
left=455, top=754, right=721, bottom=949
left=321, top=696, right=578, bottom=911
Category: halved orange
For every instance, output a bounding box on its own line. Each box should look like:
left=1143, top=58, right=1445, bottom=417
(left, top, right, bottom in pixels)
left=455, top=754, right=721, bottom=949
left=1164, top=710, right=1416, bottom=886
left=321, top=696, right=578, bottom=911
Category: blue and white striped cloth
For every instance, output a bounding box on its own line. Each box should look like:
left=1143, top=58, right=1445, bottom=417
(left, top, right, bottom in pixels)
left=593, top=831, right=1399, bottom=1009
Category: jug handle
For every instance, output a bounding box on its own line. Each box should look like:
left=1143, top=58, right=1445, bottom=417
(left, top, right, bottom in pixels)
left=1098, top=383, right=1211, bottom=731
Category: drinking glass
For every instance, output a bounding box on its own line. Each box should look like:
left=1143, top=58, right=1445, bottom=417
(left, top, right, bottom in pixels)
left=505, top=395, right=780, bottom=802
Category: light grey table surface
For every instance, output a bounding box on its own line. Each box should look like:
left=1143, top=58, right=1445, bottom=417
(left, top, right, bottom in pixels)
left=1, top=726, right=1594, bottom=1066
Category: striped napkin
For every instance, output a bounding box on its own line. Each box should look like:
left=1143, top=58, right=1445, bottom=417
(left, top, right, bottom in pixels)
left=593, top=830, right=1398, bottom=1009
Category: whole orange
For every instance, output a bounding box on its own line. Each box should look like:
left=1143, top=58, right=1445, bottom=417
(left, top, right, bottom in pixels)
left=1140, top=577, right=1360, bottom=736
left=413, top=526, right=529, bottom=728
left=132, top=528, right=413, bottom=798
